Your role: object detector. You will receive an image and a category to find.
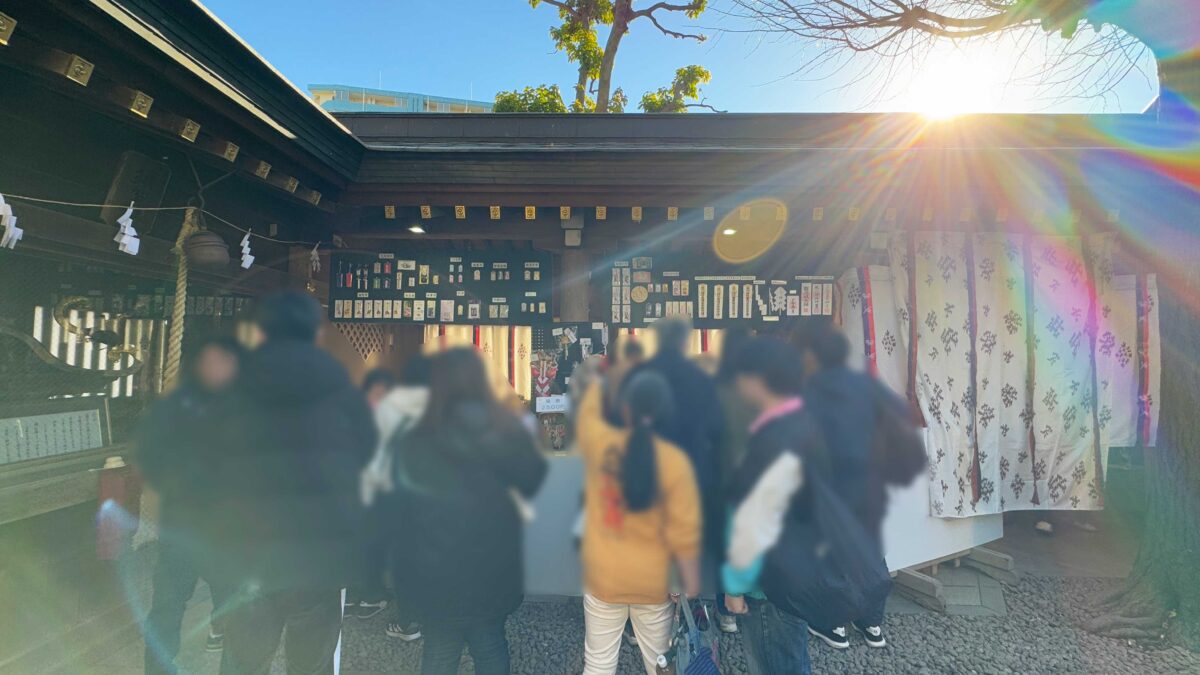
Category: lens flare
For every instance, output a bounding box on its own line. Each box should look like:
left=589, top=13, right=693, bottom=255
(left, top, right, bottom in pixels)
left=713, top=198, right=788, bottom=264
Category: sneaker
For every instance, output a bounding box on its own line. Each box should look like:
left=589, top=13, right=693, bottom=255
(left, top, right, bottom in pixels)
left=808, top=624, right=850, bottom=649
left=356, top=600, right=388, bottom=620
left=852, top=622, right=887, bottom=648
left=623, top=622, right=638, bottom=647
left=205, top=631, right=225, bottom=652
left=385, top=621, right=422, bottom=641
left=717, top=613, right=739, bottom=634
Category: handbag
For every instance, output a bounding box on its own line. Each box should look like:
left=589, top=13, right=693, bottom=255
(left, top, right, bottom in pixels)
left=760, top=465, right=893, bottom=630
left=668, top=595, right=722, bottom=675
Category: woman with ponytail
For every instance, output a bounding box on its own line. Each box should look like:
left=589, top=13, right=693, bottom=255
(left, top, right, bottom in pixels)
left=576, top=371, right=702, bottom=675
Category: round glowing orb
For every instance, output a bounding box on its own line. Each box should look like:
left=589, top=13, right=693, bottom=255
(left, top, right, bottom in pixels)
left=712, top=198, right=788, bottom=263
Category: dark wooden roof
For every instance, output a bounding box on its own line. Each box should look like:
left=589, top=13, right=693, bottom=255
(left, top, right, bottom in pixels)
left=336, top=111, right=1168, bottom=208
left=338, top=111, right=1149, bottom=151
left=109, top=0, right=364, bottom=181
left=4, top=0, right=363, bottom=189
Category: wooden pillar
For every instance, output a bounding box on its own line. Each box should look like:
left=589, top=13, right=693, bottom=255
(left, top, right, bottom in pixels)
left=558, top=249, right=591, bottom=323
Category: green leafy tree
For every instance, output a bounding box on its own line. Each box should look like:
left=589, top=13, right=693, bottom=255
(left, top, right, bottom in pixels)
left=493, top=85, right=568, bottom=112
left=638, top=65, right=715, bottom=112
left=575, top=87, right=628, bottom=113
left=532, top=1, right=612, bottom=110
left=595, top=1, right=708, bottom=112
left=533, top=1, right=710, bottom=113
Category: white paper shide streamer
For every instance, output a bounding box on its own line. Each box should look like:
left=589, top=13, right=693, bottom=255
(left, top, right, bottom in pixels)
left=309, top=243, right=321, bottom=273
left=113, top=202, right=140, bottom=255
left=240, top=231, right=255, bottom=269
left=0, top=194, right=22, bottom=250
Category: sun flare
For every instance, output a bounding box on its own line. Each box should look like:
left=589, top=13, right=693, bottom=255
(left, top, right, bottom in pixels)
left=895, top=43, right=1021, bottom=119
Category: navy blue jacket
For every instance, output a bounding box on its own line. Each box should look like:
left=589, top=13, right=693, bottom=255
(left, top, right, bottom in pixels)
left=803, top=366, right=909, bottom=538
left=630, top=350, right=725, bottom=495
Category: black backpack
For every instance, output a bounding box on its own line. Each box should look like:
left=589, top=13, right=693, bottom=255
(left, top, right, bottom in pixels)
left=871, top=378, right=928, bottom=488
left=760, top=462, right=893, bottom=630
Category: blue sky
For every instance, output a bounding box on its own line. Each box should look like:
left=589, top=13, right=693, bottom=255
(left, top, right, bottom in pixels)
left=204, top=0, right=1158, bottom=114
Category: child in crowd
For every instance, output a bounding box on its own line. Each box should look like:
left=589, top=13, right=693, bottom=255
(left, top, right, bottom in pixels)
left=576, top=371, right=702, bottom=675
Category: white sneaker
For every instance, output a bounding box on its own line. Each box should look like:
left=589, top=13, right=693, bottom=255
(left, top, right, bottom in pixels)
left=355, top=600, right=388, bottom=620
left=852, top=622, right=887, bottom=648
left=718, top=613, right=739, bottom=634
left=808, top=624, right=850, bottom=649
left=386, top=621, right=422, bottom=641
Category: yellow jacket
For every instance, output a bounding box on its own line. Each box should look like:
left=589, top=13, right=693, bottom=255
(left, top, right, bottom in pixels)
left=577, top=383, right=702, bottom=605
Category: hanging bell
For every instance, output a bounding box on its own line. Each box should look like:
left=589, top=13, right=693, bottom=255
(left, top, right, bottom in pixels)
left=184, top=229, right=231, bottom=268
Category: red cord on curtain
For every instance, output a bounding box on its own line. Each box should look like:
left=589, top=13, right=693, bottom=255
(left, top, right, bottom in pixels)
left=508, top=325, right=516, bottom=387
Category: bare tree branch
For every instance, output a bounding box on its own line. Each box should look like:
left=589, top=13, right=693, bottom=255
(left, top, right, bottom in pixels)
left=635, top=1, right=705, bottom=14
left=685, top=98, right=728, bottom=112
left=712, top=0, right=1154, bottom=108
left=640, top=10, right=707, bottom=40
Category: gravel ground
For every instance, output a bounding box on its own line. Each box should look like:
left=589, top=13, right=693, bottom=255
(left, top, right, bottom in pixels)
left=338, top=576, right=1200, bottom=674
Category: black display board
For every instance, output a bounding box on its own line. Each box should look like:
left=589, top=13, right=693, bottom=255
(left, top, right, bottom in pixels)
left=0, top=251, right=252, bottom=322
left=600, top=253, right=836, bottom=329
left=329, top=249, right=554, bottom=325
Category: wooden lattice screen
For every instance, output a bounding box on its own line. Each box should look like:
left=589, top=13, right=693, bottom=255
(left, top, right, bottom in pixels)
left=334, top=322, right=386, bottom=360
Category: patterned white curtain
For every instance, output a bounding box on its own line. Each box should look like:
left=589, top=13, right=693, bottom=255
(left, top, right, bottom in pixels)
left=1094, top=273, right=1161, bottom=474
left=910, top=232, right=978, bottom=517
left=850, top=231, right=1160, bottom=518
left=972, top=234, right=1031, bottom=514
left=1026, top=236, right=1102, bottom=510
left=838, top=266, right=907, bottom=393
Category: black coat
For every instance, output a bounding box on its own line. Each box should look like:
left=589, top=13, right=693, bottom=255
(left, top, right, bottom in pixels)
left=385, top=404, right=547, bottom=625
left=200, top=339, right=376, bottom=592
left=135, top=382, right=228, bottom=530
left=727, top=408, right=829, bottom=520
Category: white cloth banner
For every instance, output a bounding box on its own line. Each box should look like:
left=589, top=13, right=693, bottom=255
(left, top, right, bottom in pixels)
left=1095, top=273, right=1161, bottom=471
left=1025, top=236, right=1103, bottom=510
left=838, top=267, right=907, bottom=393
left=971, top=234, right=1030, bottom=514
left=910, top=233, right=978, bottom=518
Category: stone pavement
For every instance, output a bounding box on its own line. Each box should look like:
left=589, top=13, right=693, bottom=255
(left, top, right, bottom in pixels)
left=68, top=511, right=1200, bottom=674
left=81, top=576, right=1200, bottom=674
left=880, top=563, right=1006, bottom=618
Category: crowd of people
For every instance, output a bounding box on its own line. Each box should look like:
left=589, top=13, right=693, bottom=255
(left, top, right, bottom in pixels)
left=136, top=290, right=923, bottom=675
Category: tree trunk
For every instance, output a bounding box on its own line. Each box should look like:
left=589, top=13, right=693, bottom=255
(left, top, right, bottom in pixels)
left=1087, top=283, right=1200, bottom=648
left=1139, top=287, right=1200, bottom=648
left=574, top=63, right=590, bottom=111
left=1078, top=24, right=1200, bottom=640
left=595, top=0, right=631, bottom=113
